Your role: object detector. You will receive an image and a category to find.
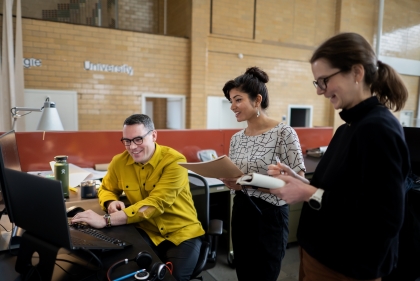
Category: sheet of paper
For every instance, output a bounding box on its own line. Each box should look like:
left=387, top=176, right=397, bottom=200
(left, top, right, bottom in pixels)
left=187, top=170, right=225, bottom=187
left=178, top=155, right=243, bottom=179
left=83, top=168, right=107, bottom=180
left=236, top=173, right=285, bottom=189
left=49, top=162, right=103, bottom=188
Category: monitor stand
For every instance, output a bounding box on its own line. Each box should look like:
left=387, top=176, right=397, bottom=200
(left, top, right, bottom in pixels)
left=0, top=231, right=12, bottom=251
left=0, top=225, right=21, bottom=252
left=16, top=231, right=59, bottom=280
left=0, top=208, right=22, bottom=252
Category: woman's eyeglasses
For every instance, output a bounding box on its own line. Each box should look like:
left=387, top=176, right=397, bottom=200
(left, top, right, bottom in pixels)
left=313, top=70, right=343, bottom=90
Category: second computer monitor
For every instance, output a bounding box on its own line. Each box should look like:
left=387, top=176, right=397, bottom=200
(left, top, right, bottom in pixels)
left=0, top=130, right=22, bottom=224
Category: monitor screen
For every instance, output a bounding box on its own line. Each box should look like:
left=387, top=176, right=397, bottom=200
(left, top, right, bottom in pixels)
left=403, top=127, right=420, bottom=176
left=0, top=130, right=22, bottom=224
left=0, top=130, right=22, bottom=172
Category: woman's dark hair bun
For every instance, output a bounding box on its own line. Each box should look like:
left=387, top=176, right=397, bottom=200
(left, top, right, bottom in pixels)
left=245, top=66, right=269, bottom=83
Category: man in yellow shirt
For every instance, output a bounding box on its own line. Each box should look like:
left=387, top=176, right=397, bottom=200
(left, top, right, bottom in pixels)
left=71, top=114, right=205, bottom=281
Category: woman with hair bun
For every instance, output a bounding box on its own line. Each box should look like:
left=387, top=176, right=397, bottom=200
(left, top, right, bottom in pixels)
left=268, top=32, right=410, bottom=280
left=220, top=66, right=306, bottom=281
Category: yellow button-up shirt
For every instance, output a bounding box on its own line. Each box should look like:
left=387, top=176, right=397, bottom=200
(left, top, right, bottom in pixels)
left=98, top=143, right=205, bottom=246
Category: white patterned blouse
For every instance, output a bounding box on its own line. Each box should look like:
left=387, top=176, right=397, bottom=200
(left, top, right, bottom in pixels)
left=229, top=123, right=306, bottom=206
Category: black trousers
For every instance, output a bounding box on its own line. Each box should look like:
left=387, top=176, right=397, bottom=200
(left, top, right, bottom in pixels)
left=383, top=189, right=420, bottom=281
left=137, top=228, right=202, bottom=281
left=232, top=191, right=289, bottom=281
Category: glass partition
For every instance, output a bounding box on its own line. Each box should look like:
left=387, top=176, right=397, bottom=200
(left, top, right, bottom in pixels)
left=0, top=0, right=191, bottom=38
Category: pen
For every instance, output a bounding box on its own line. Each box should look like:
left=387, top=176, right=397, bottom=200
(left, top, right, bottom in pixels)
left=113, top=269, right=145, bottom=281
left=276, top=155, right=310, bottom=184
left=275, top=156, right=285, bottom=175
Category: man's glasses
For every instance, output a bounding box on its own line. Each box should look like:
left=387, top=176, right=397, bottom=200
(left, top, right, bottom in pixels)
left=313, top=70, right=343, bottom=90
left=121, top=130, right=153, bottom=146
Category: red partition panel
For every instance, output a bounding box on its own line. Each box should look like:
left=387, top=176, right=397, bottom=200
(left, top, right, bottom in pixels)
left=294, top=127, right=334, bottom=153
left=16, top=131, right=124, bottom=171
left=156, top=130, right=227, bottom=162
left=13, top=127, right=333, bottom=172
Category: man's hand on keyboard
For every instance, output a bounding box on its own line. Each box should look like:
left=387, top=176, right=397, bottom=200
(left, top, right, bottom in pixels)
left=107, top=200, right=126, bottom=213
left=71, top=209, right=108, bottom=229
left=72, top=209, right=128, bottom=228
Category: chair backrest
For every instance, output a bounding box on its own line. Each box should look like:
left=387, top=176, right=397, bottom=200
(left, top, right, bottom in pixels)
left=188, top=173, right=209, bottom=232
left=188, top=172, right=211, bottom=279
left=197, top=149, right=218, bottom=162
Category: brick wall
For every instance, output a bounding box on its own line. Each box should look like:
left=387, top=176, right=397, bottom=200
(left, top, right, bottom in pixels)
left=15, top=19, right=190, bottom=130
left=205, top=0, right=419, bottom=129
left=0, top=0, right=419, bottom=130
left=117, top=0, right=158, bottom=33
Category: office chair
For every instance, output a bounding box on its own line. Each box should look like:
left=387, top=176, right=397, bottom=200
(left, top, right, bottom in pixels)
left=188, top=173, right=223, bottom=280
left=197, top=150, right=218, bottom=162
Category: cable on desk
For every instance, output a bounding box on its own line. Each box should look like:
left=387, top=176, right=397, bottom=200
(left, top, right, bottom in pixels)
left=23, top=265, right=41, bottom=281
left=54, top=260, right=85, bottom=277
left=165, top=261, right=173, bottom=275
left=51, top=257, right=100, bottom=279
left=107, top=258, right=129, bottom=281
left=0, top=223, right=11, bottom=232
left=54, top=261, right=99, bottom=281
left=81, top=248, right=104, bottom=269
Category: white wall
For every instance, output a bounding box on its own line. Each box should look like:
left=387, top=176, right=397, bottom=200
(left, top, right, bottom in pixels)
left=24, top=89, right=78, bottom=131
left=207, top=96, right=247, bottom=129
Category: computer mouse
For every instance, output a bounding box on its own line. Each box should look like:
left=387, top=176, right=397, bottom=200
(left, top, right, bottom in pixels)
left=66, top=206, right=85, bottom=217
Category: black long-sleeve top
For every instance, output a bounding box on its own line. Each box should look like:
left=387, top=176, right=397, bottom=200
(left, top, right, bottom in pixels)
left=297, top=96, right=410, bottom=279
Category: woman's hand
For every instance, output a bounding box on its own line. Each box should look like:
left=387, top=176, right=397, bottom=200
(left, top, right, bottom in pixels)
left=268, top=175, right=317, bottom=205
left=219, top=177, right=242, bottom=191
left=267, top=163, right=309, bottom=184
left=267, top=163, right=314, bottom=204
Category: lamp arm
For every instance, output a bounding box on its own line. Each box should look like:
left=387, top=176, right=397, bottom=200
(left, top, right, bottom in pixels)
left=11, top=107, right=43, bottom=131
left=11, top=107, right=43, bottom=114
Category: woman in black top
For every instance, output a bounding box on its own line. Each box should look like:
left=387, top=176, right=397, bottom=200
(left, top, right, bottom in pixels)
left=268, top=32, right=410, bottom=280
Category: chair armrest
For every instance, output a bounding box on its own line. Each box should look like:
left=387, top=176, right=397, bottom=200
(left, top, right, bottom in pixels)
left=208, top=219, right=223, bottom=236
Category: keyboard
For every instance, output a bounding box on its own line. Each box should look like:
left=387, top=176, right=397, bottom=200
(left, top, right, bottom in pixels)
left=69, top=221, right=131, bottom=248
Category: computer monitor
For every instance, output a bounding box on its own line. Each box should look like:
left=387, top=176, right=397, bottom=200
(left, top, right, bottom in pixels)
left=403, top=127, right=420, bottom=176
left=0, top=130, right=23, bottom=252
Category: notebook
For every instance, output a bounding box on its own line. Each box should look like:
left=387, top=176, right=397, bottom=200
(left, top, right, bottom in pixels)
left=4, top=168, right=128, bottom=251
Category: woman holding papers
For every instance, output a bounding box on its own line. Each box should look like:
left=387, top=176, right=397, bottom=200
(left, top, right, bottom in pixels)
left=220, top=66, right=306, bottom=281
left=268, top=33, right=410, bottom=281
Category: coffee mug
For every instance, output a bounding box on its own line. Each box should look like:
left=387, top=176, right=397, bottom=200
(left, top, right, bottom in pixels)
left=80, top=180, right=97, bottom=198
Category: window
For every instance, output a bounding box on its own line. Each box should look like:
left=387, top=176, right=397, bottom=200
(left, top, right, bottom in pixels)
left=287, top=105, right=313, bottom=127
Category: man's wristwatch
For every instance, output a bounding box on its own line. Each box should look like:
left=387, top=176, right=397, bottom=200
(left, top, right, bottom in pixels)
left=308, top=188, right=324, bottom=210
left=103, top=213, right=112, bottom=227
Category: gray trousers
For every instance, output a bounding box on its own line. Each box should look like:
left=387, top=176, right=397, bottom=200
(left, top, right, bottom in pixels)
left=137, top=228, right=202, bottom=281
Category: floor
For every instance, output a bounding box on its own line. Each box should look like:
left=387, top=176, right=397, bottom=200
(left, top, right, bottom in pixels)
left=198, top=239, right=300, bottom=281
left=199, top=240, right=420, bottom=281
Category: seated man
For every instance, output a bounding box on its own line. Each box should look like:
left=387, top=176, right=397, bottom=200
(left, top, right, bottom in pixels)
left=71, top=114, right=204, bottom=281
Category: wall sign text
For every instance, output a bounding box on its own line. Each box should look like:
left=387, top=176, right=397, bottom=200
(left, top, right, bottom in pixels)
left=84, top=61, right=134, bottom=76
left=23, top=58, right=42, bottom=68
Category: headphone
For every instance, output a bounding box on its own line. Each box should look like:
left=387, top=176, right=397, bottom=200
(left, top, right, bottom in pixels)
left=107, top=251, right=167, bottom=281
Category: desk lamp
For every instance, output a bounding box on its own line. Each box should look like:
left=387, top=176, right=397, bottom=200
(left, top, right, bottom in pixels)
left=10, top=97, right=64, bottom=131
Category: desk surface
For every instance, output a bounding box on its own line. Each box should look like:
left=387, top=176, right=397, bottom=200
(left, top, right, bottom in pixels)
left=303, top=155, right=321, bottom=175
left=0, top=196, right=176, bottom=281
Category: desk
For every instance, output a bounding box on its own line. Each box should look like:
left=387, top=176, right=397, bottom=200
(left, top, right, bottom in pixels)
left=0, top=194, right=176, bottom=281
